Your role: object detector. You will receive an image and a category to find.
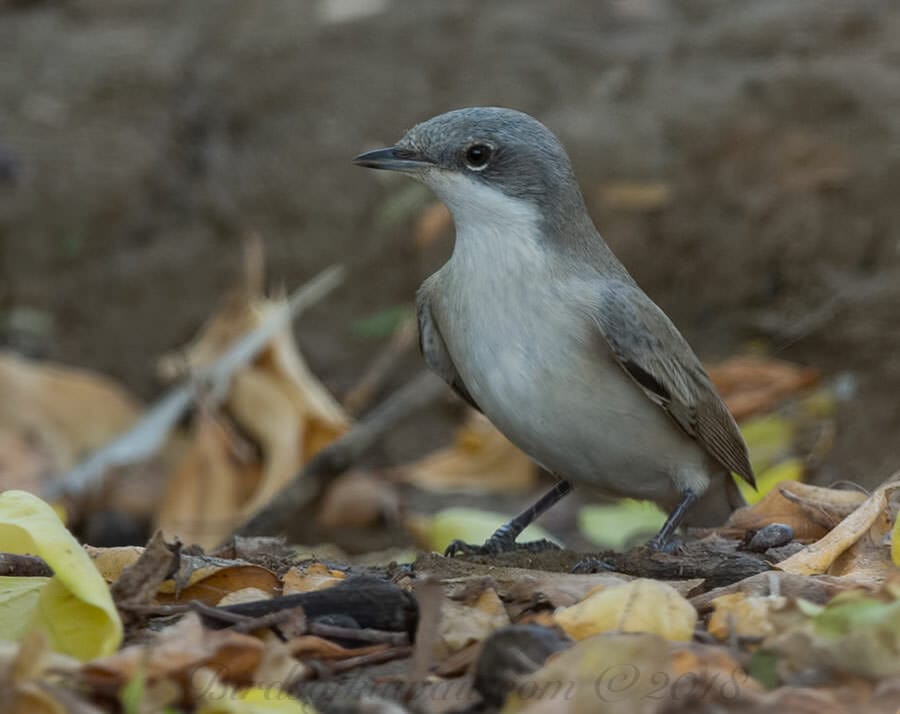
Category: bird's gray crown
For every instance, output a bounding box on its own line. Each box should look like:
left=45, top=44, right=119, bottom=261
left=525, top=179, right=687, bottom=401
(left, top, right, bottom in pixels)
left=397, top=107, right=583, bottom=210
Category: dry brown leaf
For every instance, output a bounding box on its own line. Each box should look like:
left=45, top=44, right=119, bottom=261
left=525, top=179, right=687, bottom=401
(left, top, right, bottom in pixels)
left=723, top=482, right=831, bottom=542
left=86, top=544, right=280, bottom=605
left=317, top=470, right=400, bottom=529
left=707, top=592, right=787, bottom=640
left=226, top=367, right=302, bottom=518
left=159, top=564, right=280, bottom=606
left=155, top=247, right=349, bottom=548
left=0, top=633, right=88, bottom=714
left=396, top=411, right=537, bottom=494
left=0, top=352, right=141, bottom=484
left=83, top=613, right=264, bottom=688
left=282, top=562, right=346, bottom=595
left=439, top=588, right=510, bottom=656
left=0, top=428, right=50, bottom=494
left=778, top=478, right=900, bottom=577
left=157, top=412, right=247, bottom=549
left=286, top=636, right=388, bottom=661
left=707, top=356, right=819, bottom=421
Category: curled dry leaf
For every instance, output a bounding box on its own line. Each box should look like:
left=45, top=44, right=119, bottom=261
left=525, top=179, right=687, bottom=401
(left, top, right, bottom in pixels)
left=87, top=544, right=280, bottom=606
left=396, top=411, right=537, bottom=494
left=281, top=563, right=346, bottom=595
left=777, top=477, right=899, bottom=577
left=554, top=579, right=697, bottom=642
left=155, top=246, right=349, bottom=549
left=0, top=353, right=142, bottom=511
left=83, top=613, right=264, bottom=688
left=724, top=480, right=866, bottom=542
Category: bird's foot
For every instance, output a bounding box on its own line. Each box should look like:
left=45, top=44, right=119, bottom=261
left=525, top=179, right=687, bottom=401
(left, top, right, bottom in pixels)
left=645, top=534, right=685, bottom=555
left=570, top=557, right=615, bottom=574
left=444, top=535, right=561, bottom=557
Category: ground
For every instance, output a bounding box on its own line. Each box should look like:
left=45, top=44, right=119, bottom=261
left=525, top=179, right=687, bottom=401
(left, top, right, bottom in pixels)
left=2, top=0, right=899, bottom=489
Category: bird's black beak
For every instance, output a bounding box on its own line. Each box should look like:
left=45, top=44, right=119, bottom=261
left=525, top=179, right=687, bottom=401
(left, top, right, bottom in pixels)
left=352, top=146, right=433, bottom=172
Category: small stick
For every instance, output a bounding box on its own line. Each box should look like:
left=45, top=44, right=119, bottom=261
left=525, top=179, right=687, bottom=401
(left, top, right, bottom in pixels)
left=231, top=370, right=446, bottom=539
left=47, top=265, right=346, bottom=501
left=326, top=646, right=414, bottom=674
left=308, top=622, right=410, bottom=647
left=0, top=553, right=53, bottom=577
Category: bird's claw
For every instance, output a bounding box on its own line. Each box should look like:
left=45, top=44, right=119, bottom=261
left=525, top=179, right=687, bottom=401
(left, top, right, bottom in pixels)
left=444, top=537, right=561, bottom=557
left=645, top=535, right=684, bottom=554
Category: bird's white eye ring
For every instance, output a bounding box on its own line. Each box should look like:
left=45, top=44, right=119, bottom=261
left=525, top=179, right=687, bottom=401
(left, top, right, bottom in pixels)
left=464, top=143, right=493, bottom=170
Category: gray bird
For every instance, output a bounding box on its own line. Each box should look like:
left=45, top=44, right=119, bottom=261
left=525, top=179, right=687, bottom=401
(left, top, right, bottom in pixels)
left=354, top=107, right=754, bottom=555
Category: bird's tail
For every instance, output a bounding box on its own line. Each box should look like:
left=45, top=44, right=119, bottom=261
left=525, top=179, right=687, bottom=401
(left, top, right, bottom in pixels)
left=684, top=474, right=747, bottom=528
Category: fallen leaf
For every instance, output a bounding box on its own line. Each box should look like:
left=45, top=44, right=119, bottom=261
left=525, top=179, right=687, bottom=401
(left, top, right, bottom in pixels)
left=157, top=411, right=248, bottom=549
left=725, top=482, right=829, bottom=542
left=84, top=613, right=263, bottom=688
left=397, top=411, right=537, bottom=494
left=554, top=579, right=697, bottom=642
left=778, top=477, right=900, bottom=576
left=440, top=588, right=510, bottom=655
left=0, top=490, right=122, bottom=660
left=502, top=632, right=673, bottom=714
left=707, top=592, right=787, bottom=640
left=281, top=562, right=346, bottom=595
left=0, top=352, right=141, bottom=480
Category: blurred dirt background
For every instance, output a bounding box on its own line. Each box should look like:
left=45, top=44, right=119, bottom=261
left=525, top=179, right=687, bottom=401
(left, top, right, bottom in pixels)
left=2, top=0, right=899, bottom=491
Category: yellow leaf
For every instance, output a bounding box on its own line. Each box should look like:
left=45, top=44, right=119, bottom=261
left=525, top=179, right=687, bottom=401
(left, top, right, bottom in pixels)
left=0, top=577, right=48, bottom=640
left=893, top=509, right=900, bottom=567
left=0, top=490, right=122, bottom=659
left=554, top=579, right=697, bottom=642
left=707, top=592, right=786, bottom=640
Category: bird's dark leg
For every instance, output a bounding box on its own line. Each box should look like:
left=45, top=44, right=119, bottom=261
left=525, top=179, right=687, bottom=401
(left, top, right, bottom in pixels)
left=445, top=480, right=573, bottom=556
left=646, top=490, right=698, bottom=552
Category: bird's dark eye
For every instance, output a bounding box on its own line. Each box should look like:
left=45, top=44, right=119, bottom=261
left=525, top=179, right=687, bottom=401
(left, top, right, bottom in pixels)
left=464, top=143, right=492, bottom=169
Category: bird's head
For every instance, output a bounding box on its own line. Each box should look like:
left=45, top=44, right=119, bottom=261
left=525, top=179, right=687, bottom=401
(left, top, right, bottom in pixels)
left=354, top=107, right=588, bottom=236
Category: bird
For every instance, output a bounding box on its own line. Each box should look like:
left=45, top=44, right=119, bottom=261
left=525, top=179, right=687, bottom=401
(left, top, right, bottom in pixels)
left=353, top=107, right=754, bottom=556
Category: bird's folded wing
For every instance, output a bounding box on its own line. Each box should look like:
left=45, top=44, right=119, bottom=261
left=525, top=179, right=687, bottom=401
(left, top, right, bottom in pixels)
left=592, top=281, right=755, bottom=487
left=416, top=284, right=481, bottom=413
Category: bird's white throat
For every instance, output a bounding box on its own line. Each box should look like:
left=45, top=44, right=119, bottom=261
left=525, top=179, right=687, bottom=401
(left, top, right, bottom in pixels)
left=424, top=170, right=546, bottom=274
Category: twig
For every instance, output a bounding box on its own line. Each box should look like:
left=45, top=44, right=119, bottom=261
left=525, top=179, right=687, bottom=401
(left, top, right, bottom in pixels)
left=342, top=316, right=418, bottom=416
left=231, top=370, right=446, bottom=539
left=308, top=622, right=410, bottom=647
left=46, top=265, right=346, bottom=501
left=0, top=553, right=53, bottom=577
left=326, top=645, right=414, bottom=674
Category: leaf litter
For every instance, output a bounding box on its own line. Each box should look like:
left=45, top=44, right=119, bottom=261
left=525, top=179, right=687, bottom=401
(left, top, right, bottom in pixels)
left=0, top=241, right=898, bottom=712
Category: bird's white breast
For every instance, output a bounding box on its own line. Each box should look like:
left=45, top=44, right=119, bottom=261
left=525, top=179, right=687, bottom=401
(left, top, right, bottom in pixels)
left=428, top=172, right=710, bottom=503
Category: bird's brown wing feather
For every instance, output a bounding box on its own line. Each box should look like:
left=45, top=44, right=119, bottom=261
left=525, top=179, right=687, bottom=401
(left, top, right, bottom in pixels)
left=593, top=281, right=755, bottom=487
